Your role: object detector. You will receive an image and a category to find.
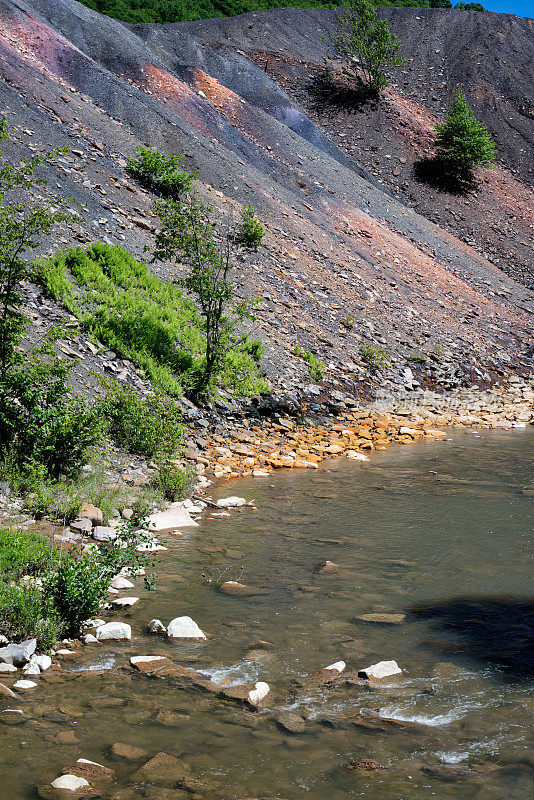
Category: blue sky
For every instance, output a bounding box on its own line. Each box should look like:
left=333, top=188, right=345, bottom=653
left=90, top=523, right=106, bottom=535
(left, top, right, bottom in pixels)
left=483, top=0, right=532, bottom=16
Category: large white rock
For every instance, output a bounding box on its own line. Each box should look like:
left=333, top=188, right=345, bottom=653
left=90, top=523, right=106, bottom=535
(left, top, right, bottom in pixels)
left=51, top=774, right=89, bottom=790
left=216, top=496, right=246, bottom=508
left=0, top=663, right=16, bottom=673
left=111, top=597, right=139, bottom=607
left=167, top=616, right=206, bottom=640
left=130, top=655, right=166, bottom=666
left=248, top=681, right=270, bottom=706
left=358, top=660, right=402, bottom=680
left=13, top=679, right=37, bottom=690
left=147, top=506, right=199, bottom=531
left=95, top=622, right=131, bottom=641
left=325, top=660, right=346, bottom=673
left=146, top=619, right=166, bottom=634
left=110, top=575, right=135, bottom=590
left=31, top=654, right=52, bottom=672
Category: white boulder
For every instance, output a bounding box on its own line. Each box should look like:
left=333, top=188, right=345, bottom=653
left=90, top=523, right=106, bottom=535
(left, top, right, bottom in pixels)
left=51, top=774, right=89, bottom=790
left=358, top=660, right=402, bottom=680
left=167, top=616, right=206, bottom=640
left=32, top=654, right=52, bottom=672
left=95, top=622, right=131, bottom=641
left=147, top=506, right=199, bottom=531
left=146, top=619, right=166, bottom=634
left=130, top=655, right=166, bottom=666
left=110, top=575, right=135, bottom=590
left=111, top=596, right=139, bottom=607
left=13, top=679, right=37, bottom=690
left=216, top=496, right=246, bottom=508
left=248, top=681, right=270, bottom=706
left=325, top=660, right=346, bottom=673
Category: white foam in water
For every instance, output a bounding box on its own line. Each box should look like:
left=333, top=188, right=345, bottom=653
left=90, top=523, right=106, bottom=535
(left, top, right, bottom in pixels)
left=208, top=660, right=264, bottom=686
left=380, top=705, right=467, bottom=726
left=436, top=750, right=470, bottom=764
left=74, top=655, right=116, bottom=672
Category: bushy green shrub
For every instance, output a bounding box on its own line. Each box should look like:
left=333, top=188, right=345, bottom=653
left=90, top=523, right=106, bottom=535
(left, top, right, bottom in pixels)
left=126, top=146, right=195, bottom=199
left=220, top=350, right=269, bottom=397
left=359, top=342, right=389, bottom=371
left=43, top=550, right=109, bottom=638
left=150, top=462, right=195, bottom=502
left=98, top=382, right=185, bottom=459
left=407, top=347, right=427, bottom=364
left=0, top=527, right=53, bottom=578
left=38, top=243, right=265, bottom=399
left=294, top=345, right=325, bottom=382
left=0, top=580, right=60, bottom=650
left=237, top=205, right=264, bottom=248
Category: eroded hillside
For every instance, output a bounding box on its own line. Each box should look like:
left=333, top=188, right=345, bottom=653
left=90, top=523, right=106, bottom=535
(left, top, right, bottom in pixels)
left=0, top=0, right=532, bottom=404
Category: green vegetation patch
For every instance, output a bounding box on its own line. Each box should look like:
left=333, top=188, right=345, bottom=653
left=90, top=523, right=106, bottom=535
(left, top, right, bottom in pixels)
left=37, top=243, right=265, bottom=397
left=79, top=0, right=485, bottom=25
left=294, top=345, right=325, bottom=382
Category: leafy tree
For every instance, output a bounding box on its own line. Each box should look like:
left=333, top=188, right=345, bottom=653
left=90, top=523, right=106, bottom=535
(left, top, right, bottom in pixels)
left=433, top=88, right=496, bottom=182
left=0, top=117, right=100, bottom=485
left=327, top=0, right=404, bottom=95
left=153, top=196, right=256, bottom=399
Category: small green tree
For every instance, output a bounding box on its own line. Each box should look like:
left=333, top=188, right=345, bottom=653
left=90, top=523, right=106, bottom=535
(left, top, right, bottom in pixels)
left=327, top=0, right=404, bottom=94
left=0, top=117, right=101, bottom=486
left=153, top=196, right=255, bottom=399
left=433, top=89, right=496, bottom=182
left=237, top=205, right=264, bottom=248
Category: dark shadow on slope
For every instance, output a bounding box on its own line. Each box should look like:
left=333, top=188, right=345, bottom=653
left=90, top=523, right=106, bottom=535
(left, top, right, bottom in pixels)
left=308, top=70, right=379, bottom=114
left=409, top=596, right=534, bottom=680
left=413, top=157, right=476, bottom=196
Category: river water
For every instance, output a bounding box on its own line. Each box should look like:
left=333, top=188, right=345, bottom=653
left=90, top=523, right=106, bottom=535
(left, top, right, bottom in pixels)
left=2, top=429, right=533, bottom=799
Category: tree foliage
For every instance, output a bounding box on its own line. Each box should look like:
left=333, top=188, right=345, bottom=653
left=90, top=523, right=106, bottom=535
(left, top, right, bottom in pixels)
left=434, top=88, right=496, bottom=182
left=0, top=118, right=101, bottom=485
left=153, top=197, right=257, bottom=399
left=327, top=0, right=404, bottom=94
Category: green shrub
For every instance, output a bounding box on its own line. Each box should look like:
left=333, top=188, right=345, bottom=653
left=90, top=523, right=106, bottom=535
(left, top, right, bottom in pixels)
left=44, top=550, right=110, bottom=638
left=243, top=338, right=265, bottom=362
left=0, top=527, right=53, bottom=578
left=237, top=205, right=264, bottom=248
left=126, top=146, right=195, bottom=199
left=294, top=345, right=325, bottom=382
left=150, top=462, right=195, bottom=502
left=339, top=314, right=355, bottom=329
left=37, top=243, right=264, bottom=398
left=359, top=342, right=389, bottom=371
left=219, top=350, right=269, bottom=397
left=0, top=580, right=60, bottom=650
left=407, top=348, right=427, bottom=364
left=98, top=382, right=185, bottom=459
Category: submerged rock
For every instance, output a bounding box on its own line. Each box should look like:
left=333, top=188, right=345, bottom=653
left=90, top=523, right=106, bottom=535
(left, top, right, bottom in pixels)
left=110, top=742, right=147, bottom=761
left=274, top=711, right=306, bottom=734
left=134, top=752, right=191, bottom=784
left=167, top=616, right=206, bottom=640
left=356, top=613, right=406, bottom=625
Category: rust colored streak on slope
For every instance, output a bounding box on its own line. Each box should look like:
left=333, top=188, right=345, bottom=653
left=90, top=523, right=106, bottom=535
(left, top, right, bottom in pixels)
left=142, top=64, right=221, bottom=142
left=330, top=198, right=529, bottom=326
left=0, top=9, right=97, bottom=85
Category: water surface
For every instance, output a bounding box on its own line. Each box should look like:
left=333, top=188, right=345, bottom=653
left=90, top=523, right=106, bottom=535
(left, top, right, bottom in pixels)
left=2, top=428, right=533, bottom=799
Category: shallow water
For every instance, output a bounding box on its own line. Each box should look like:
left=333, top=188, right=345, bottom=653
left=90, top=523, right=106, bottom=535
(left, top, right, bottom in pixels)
left=2, top=428, right=533, bottom=799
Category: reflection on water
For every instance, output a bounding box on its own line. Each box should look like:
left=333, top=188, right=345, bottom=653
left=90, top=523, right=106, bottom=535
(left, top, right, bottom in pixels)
left=1, top=428, right=533, bottom=799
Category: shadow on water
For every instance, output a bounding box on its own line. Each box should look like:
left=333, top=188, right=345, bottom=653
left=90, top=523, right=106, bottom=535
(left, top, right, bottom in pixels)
left=409, top=596, right=534, bottom=679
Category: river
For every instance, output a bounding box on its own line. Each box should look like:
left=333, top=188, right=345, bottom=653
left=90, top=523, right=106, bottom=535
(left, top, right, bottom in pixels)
left=2, top=428, right=533, bottom=799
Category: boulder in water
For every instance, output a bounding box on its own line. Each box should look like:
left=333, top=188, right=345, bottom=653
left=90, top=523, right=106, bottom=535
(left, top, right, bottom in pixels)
left=358, top=660, right=402, bottom=680
left=167, top=616, right=206, bottom=640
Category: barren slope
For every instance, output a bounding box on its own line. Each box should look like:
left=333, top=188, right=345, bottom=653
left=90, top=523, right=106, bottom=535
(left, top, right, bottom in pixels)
left=0, top=0, right=532, bottom=402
